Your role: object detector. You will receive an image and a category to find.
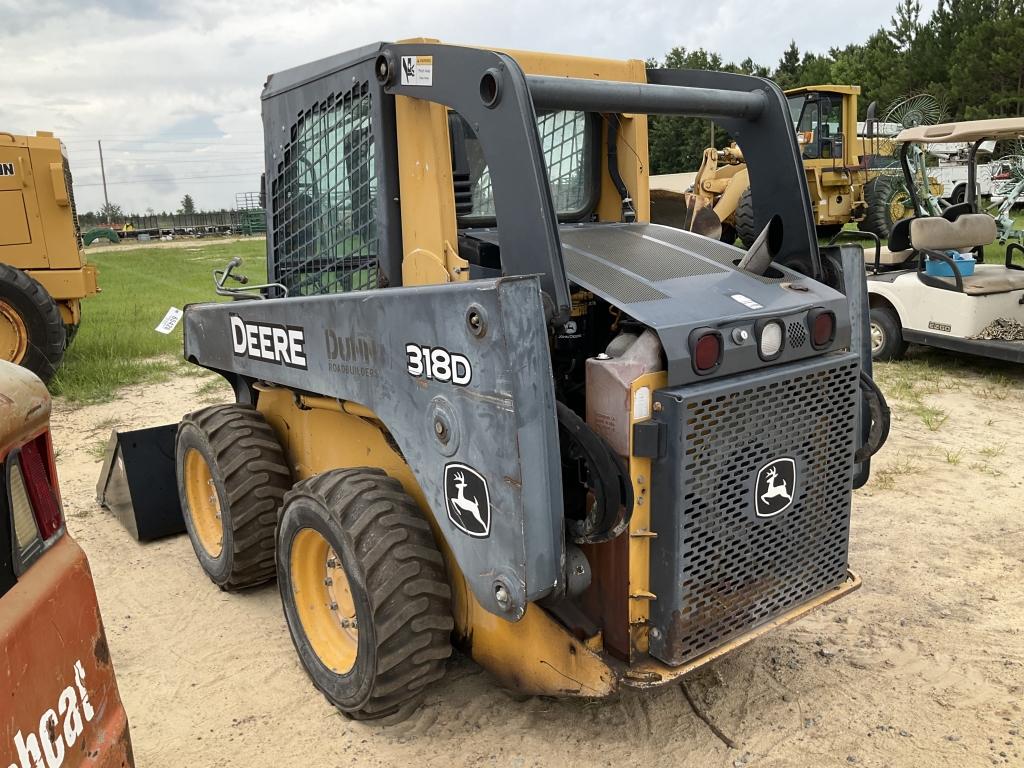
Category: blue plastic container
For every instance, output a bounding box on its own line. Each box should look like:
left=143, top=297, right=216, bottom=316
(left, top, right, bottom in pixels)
left=925, top=252, right=976, bottom=277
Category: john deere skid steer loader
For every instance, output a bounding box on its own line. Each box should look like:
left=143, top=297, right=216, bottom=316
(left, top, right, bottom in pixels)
left=172, top=41, right=888, bottom=721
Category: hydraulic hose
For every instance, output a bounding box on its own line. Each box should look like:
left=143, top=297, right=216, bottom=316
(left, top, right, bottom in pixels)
left=855, top=372, right=891, bottom=463
left=606, top=116, right=636, bottom=223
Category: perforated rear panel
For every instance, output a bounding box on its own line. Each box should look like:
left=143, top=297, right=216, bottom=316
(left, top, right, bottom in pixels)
left=649, top=352, right=860, bottom=666
left=270, top=82, right=378, bottom=296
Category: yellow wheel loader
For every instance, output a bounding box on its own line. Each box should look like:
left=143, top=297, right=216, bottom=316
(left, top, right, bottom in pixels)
left=0, top=132, right=98, bottom=381
left=651, top=85, right=942, bottom=247
left=162, top=41, right=889, bottom=722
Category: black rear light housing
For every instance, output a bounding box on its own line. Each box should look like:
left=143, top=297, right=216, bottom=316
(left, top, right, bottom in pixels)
left=688, top=327, right=723, bottom=375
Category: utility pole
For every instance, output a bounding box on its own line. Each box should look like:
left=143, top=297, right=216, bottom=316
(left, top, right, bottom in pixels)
left=98, top=140, right=109, bottom=223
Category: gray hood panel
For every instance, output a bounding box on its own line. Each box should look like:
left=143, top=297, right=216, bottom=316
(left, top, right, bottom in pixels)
left=466, top=222, right=852, bottom=385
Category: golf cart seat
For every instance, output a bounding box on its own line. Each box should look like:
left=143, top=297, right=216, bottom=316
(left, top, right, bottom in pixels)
left=909, top=214, right=1024, bottom=295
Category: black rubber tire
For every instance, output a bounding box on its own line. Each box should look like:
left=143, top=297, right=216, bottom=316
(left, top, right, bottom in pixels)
left=859, top=175, right=911, bottom=240
left=946, top=183, right=967, bottom=206
left=0, top=263, right=66, bottom=382
left=734, top=186, right=758, bottom=249
left=278, top=468, right=453, bottom=723
left=870, top=305, right=907, bottom=362
left=719, top=223, right=737, bottom=245
left=175, top=404, right=291, bottom=590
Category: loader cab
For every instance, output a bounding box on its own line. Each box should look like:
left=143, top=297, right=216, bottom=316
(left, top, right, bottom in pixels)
left=785, top=86, right=860, bottom=167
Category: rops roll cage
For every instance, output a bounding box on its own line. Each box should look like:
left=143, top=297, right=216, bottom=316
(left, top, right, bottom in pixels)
left=374, top=43, right=822, bottom=325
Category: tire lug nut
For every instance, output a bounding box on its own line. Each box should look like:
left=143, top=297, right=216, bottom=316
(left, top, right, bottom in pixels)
left=327, top=558, right=338, bottom=568
left=324, top=577, right=333, bottom=586
left=329, top=601, right=338, bottom=611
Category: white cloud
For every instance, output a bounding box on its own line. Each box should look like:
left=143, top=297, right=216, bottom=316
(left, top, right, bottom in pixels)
left=1, top=0, right=935, bottom=212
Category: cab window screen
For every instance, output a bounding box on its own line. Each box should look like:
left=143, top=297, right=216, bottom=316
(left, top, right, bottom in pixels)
left=457, top=110, right=594, bottom=222
left=271, top=82, right=378, bottom=296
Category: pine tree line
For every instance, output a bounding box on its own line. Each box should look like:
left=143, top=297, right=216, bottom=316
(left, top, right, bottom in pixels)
left=648, top=0, right=1024, bottom=174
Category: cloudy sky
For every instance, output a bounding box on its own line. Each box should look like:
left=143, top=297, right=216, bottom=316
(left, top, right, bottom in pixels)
left=2, top=0, right=935, bottom=214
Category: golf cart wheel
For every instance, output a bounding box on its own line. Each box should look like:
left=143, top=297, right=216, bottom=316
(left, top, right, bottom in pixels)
left=861, top=175, right=913, bottom=239
left=870, top=305, right=907, bottom=362
left=0, top=263, right=66, bottom=382
left=176, top=404, right=291, bottom=590
left=734, top=186, right=758, bottom=248
left=947, top=183, right=967, bottom=206
left=278, top=468, right=453, bottom=723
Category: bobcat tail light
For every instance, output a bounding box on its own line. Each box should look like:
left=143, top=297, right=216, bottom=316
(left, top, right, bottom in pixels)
left=8, top=431, right=64, bottom=570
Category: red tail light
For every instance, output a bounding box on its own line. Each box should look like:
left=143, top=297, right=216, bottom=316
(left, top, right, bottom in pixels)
left=808, top=309, right=836, bottom=349
left=19, top=432, right=63, bottom=540
left=690, top=329, right=723, bottom=374
left=7, top=430, right=64, bottom=572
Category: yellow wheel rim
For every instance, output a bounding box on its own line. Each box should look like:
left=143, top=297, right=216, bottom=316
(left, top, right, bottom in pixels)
left=290, top=528, right=358, bottom=674
left=889, top=191, right=911, bottom=223
left=184, top=448, right=224, bottom=557
left=0, top=300, right=28, bottom=365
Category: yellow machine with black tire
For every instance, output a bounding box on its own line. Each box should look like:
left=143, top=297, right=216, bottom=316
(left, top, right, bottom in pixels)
left=169, top=41, right=889, bottom=723
left=652, top=86, right=943, bottom=248
left=0, top=131, right=98, bottom=381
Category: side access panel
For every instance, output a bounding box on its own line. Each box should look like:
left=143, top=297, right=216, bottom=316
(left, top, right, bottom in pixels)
left=183, top=276, right=563, bottom=620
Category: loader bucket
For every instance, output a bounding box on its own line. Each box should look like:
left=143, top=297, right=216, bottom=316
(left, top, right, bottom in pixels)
left=95, top=424, right=185, bottom=541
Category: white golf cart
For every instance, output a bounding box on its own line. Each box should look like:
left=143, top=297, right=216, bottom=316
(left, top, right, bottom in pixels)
left=863, top=118, right=1024, bottom=363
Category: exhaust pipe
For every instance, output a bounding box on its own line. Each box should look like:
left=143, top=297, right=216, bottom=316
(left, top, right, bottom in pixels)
left=737, top=214, right=783, bottom=276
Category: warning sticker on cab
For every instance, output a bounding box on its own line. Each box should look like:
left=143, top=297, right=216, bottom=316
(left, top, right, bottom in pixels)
left=400, top=55, right=433, bottom=86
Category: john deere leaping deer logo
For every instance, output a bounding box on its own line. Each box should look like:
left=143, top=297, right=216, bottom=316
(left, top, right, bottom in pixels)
left=754, top=457, right=797, bottom=518
left=444, top=463, right=491, bottom=537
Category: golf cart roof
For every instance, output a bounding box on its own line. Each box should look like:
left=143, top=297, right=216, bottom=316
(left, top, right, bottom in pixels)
left=896, top=117, right=1024, bottom=144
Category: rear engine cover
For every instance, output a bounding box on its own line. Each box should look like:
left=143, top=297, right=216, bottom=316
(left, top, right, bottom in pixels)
left=647, top=351, right=860, bottom=666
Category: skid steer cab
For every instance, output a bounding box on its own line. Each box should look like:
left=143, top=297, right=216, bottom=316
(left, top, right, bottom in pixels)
left=171, top=41, right=889, bottom=722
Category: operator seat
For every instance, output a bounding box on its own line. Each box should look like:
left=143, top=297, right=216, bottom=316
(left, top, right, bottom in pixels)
left=910, top=214, right=1024, bottom=295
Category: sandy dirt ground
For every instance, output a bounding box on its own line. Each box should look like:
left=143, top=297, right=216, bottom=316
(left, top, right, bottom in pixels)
left=51, top=358, right=1023, bottom=768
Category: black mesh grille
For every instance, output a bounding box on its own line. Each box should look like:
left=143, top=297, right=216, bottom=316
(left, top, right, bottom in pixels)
left=650, top=355, right=859, bottom=666
left=62, top=155, right=82, bottom=249
left=271, top=81, right=377, bottom=296
left=788, top=320, right=807, bottom=348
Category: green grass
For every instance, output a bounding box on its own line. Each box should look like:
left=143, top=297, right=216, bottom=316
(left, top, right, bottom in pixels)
left=50, top=238, right=267, bottom=403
